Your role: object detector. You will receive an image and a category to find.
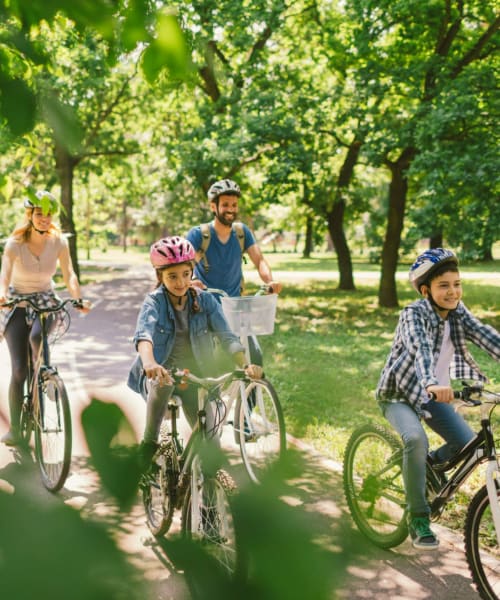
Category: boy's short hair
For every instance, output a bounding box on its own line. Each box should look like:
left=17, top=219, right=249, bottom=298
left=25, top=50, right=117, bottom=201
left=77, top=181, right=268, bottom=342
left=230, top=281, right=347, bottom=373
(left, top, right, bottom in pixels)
left=421, top=261, right=459, bottom=289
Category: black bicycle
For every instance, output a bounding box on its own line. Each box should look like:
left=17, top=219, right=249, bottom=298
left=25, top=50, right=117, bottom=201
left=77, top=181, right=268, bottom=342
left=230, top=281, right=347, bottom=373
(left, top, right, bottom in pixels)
left=141, top=368, right=249, bottom=575
left=1, top=294, right=85, bottom=492
left=343, top=382, right=500, bottom=600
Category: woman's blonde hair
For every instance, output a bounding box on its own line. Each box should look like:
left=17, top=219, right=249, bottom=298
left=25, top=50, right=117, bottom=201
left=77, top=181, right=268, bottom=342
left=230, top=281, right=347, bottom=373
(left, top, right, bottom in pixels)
left=11, top=208, right=61, bottom=242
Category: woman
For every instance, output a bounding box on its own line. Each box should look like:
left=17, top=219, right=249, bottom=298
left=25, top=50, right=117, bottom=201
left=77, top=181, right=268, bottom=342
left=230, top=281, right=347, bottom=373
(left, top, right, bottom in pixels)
left=0, top=190, right=90, bottom=446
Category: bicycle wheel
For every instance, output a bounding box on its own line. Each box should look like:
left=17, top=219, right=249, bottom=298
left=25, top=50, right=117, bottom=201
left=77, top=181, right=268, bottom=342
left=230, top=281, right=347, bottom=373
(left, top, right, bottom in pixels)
left=142, top=443, right=176, bottom=537
left=343, top=423, right=408, bottom=548
left=234, top=379, right=286, bottom=484
left=181, top=455, right=238, bottom=574
left=33, top=372, right=72, bottom=492
left=465, top=483, right=500, bottom=600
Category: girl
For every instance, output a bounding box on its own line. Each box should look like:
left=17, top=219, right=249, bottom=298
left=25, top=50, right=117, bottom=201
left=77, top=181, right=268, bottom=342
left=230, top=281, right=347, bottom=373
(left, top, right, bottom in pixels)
left=127, top=235, right=262, bottom=464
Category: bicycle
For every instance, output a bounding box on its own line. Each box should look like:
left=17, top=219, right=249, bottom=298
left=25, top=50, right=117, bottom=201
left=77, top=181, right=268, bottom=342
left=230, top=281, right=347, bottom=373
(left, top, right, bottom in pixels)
left=1, top=294, right=86, bottom=492
left=343, top=382, right=500, bottom=600
left=141, top=367, right=248, bottom=575
left=207, top=286, right=286, bottom=484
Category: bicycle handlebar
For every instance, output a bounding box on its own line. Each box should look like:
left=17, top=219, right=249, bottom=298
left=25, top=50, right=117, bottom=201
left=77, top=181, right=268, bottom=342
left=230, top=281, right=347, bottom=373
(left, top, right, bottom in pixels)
left=169, top=367, right=247, bottom=389
left=0, top=295, right=87, bottom=312
left=428, top=383, right=499, bottom=408
left=204, top=284, right=275, bottom=298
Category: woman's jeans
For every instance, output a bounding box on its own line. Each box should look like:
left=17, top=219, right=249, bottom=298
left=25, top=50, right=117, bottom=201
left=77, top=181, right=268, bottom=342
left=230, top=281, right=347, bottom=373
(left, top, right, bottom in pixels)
left=382, top=399, right=475, bottom=516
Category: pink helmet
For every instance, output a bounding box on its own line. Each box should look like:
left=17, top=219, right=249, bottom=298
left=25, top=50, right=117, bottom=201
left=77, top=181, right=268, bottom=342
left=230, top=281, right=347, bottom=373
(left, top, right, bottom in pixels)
left=150, top=236, right=196, bottom=269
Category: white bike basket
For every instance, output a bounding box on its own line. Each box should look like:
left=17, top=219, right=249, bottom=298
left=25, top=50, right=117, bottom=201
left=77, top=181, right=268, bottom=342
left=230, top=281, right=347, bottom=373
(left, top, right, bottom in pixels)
left=221, top=294, right=278, bottom=336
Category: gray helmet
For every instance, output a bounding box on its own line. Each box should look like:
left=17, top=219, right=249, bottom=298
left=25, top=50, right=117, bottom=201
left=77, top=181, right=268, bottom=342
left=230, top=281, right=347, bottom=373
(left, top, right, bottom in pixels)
left=207, top=179, right=241, bottom=202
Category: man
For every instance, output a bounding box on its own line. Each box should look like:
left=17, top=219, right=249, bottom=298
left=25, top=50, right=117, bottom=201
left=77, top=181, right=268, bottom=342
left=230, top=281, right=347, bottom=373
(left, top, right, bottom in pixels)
left=186, top=178, right=282, bottom=364
left=186, top=179, right=282, bottom=298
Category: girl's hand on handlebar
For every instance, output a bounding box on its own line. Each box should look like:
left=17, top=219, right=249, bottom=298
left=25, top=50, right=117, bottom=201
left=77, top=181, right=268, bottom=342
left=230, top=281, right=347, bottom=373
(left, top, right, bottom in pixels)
left=0, top=295, right=8, bottom=309
left=244, top=364, right=264, bottom=379
left=143, top=362, right=173, bottom=386
left=427, top=385, right=454, bottom=403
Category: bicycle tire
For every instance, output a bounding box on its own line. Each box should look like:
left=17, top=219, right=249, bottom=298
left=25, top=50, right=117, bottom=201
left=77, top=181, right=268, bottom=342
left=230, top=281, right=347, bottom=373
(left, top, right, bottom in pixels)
left=181, top=456, right=239, bottom=575
left=234, top=378, right=286, bottom=484
left=343, top=423, right=408, bottom=548
left=464, top=483, right=500, bottom=600
left=142, top=443, right=177, bottom=537
left=33, top=372, right=72, bottom=492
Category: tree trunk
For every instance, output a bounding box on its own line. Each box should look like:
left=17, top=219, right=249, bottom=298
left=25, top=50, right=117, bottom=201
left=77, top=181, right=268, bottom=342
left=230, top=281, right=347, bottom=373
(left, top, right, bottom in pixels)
left=303, top=215, right=313, bottom=258
left=326, top=199, right=355, bottom=290
left=54, top=142, right=80, bottom=280
left=324, top=138, right=361, bottom=290
left=378, top=147, right=416, bottom=308
left=429, top=231, right=443, bottom=248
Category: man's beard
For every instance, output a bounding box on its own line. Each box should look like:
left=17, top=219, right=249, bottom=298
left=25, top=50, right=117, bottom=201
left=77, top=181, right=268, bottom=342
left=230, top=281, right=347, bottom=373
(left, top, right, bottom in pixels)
left=215, top=211, right=237, bottom=227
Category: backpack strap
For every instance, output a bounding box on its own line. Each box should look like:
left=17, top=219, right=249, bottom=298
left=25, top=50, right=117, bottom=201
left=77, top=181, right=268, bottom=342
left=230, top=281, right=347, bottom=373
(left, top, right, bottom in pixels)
left=233, top=221, right=245, bottom=256
left=199, top=222, right=211, bottom=271
left=197, top=221, right=246, bottom=276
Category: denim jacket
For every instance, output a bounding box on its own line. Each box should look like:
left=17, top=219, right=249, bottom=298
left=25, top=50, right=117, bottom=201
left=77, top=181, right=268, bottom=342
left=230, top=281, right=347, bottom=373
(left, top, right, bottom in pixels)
left=127, top=286, right=244, bottom=395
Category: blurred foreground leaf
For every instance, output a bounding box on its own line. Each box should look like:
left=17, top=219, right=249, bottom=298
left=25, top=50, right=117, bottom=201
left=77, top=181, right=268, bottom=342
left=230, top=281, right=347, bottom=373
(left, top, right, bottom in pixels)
left=81, top=399, right=141, bottom=510
left=0, top=481, right=145, bottom=600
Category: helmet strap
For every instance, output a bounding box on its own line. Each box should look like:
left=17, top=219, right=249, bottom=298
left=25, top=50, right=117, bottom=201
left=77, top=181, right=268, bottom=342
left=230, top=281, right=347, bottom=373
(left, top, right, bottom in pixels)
left=426, top=291, right=457, bottom=314
left=30, top=221, right=48, bottom=235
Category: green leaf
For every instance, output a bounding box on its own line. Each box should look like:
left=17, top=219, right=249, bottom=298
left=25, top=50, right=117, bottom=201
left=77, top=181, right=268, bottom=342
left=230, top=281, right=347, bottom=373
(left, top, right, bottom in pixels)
left=81, top=399, right=142, bottom=510
left=0, top=78, right=37, bottom=135
left=141, top=11, right=192, bottom=83
left=40, top=92, right=84, bottom=155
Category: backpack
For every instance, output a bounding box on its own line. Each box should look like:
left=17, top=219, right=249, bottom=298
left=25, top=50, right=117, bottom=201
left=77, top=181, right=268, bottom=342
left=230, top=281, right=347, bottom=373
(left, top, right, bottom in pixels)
left=198, top=221, right=246, bottom=272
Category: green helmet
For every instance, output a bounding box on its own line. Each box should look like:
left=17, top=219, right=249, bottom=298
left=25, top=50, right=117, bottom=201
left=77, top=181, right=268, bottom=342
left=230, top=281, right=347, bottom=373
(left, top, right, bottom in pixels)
left=24, top=190, right=60, bottom=215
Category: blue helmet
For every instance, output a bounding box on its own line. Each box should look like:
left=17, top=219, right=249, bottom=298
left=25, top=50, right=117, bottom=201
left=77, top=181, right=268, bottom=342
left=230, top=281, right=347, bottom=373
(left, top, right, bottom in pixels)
left=409, top=248, right=458, bottom=293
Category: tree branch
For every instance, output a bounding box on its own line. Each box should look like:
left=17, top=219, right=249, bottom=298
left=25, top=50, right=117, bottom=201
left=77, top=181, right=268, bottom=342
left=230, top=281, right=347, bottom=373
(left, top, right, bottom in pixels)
left=450, top=14, right=500, bottom=78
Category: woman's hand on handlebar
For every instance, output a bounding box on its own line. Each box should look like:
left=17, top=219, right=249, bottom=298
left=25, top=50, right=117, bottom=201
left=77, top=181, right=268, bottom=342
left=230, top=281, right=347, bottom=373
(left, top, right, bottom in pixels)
left=75, top=299, right=92, bottom=314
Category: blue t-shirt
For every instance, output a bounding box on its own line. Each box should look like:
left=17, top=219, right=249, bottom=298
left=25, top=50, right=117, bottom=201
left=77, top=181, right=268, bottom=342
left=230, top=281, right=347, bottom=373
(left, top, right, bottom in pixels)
left=186, top=222, right=255, bottom=297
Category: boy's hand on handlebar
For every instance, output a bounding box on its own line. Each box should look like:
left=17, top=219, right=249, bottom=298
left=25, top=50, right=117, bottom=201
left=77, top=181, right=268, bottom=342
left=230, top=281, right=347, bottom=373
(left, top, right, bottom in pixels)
left=244, top=364, right=264, bottom=379
left=143, top=362, right=173, bottom=386
left=427, top=385, right=454, bottom=403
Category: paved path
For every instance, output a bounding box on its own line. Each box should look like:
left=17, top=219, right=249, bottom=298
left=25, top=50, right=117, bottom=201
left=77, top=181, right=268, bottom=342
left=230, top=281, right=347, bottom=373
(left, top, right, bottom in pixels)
left=0, top=262, right=488, bottom=599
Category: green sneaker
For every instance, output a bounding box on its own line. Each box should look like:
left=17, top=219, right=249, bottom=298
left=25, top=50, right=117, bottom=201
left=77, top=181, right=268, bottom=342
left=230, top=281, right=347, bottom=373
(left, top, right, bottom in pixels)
left=408, top=515, right=439, bottom=550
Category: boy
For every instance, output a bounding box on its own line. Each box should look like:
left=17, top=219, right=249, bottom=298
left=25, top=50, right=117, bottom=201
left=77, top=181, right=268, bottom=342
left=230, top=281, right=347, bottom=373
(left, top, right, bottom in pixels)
left=376, top=248, right=500, bottom=549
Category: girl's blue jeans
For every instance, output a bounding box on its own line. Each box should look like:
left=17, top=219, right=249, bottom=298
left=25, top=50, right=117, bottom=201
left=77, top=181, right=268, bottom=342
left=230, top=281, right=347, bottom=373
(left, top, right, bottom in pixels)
left=381, top=399, right=475, bottom=516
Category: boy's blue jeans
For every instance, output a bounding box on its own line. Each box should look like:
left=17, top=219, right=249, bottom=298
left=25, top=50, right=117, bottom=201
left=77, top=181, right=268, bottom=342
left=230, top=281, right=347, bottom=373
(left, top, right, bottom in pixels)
left=381, top=399, right=475, bottom=516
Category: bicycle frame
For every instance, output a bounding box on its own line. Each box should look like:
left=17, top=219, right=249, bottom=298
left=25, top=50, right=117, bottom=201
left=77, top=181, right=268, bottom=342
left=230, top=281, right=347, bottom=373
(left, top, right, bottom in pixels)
left=428, top=393, right=500, bottom=544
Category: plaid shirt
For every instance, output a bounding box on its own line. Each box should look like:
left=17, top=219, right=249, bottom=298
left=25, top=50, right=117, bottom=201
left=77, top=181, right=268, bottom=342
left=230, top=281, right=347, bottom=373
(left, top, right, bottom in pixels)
left=376, top=298, right=500, bottom=413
